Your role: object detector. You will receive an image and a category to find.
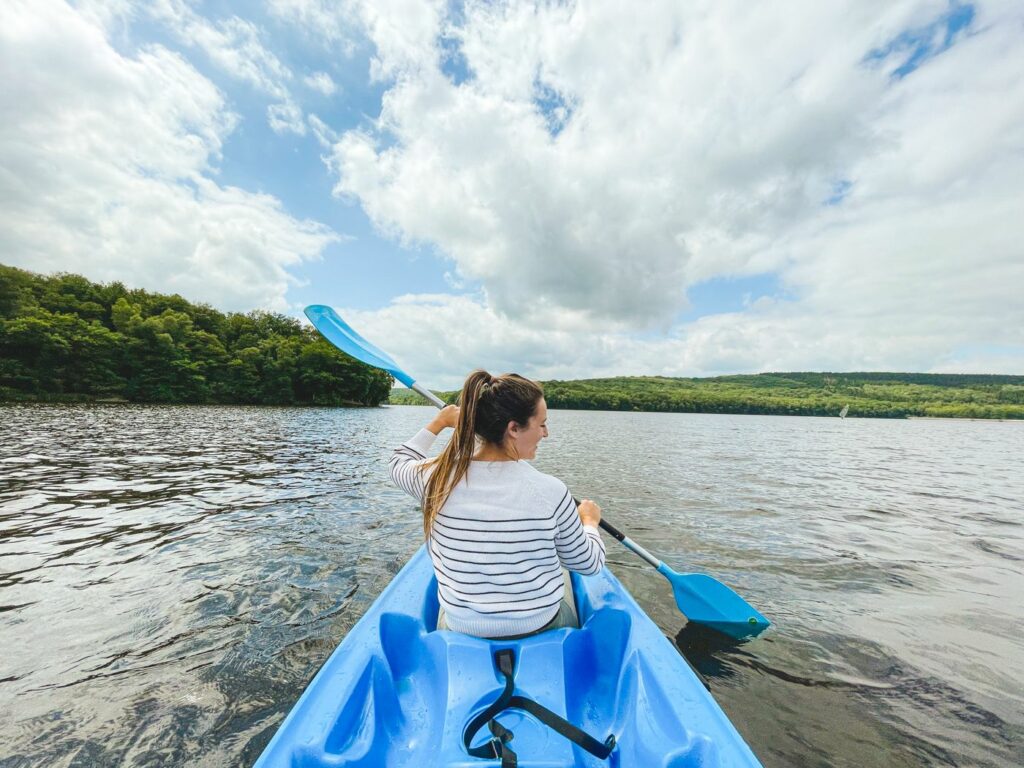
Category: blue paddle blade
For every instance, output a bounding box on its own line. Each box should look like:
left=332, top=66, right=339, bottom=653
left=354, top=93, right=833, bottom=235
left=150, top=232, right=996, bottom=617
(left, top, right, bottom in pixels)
left=304, top=305, right=415, bottom=388
left=657, top=563, right=770, bottom=640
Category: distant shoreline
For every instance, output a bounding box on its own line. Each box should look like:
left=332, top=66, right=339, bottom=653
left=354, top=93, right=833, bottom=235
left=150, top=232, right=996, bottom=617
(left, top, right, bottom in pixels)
left=905, top=416, right=1022, bottom=422
left=384, top=401, right=1023, bottom=421
left=387, top=372, right=1024, bottom=421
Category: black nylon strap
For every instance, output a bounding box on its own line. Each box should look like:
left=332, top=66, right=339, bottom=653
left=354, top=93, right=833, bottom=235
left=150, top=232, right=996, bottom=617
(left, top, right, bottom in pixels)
left=507, top=695, right=615, bottom=758
left=463, top=648, right=616, bottom=764
left=464, top=650, right=516, bottom=760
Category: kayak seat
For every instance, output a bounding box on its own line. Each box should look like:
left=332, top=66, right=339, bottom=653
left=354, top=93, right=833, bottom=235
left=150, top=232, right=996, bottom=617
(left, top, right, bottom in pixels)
left=441, top=571, right=714, bottom=766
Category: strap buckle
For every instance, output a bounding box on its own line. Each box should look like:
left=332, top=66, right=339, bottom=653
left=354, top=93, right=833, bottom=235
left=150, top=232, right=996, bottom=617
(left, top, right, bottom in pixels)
left=486, top=736, right=503, bottom=759
left=488, top=720, right=517, bottom=767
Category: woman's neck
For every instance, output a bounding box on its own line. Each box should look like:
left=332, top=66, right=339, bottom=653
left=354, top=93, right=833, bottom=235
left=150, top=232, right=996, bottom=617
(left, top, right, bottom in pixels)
left=473, top=443, right=516, bottom=462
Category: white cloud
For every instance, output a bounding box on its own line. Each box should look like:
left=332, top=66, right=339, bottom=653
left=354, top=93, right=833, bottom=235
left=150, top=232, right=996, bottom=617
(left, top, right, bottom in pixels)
left=324, top=1, right=895, bottom=328
left=267, top=100, right=307, bottom=136
left=148, top=0, right=293, bottom=99
left=339, top=293, right=621, bottom=390
left=71, top=0, right=134, bottom=29
left=341, top=289, right=1019, bottom=392
left=304, top=71, right=337, bottom=95
left=265, top=0, right=361, bottom=53
left=0, top=0, right=337, bottom=312
left=308, top=113, right=339, bottom=148
left=7, top=0, right=1023, bottom=378
left=319, top=0, right=1024, bottom=375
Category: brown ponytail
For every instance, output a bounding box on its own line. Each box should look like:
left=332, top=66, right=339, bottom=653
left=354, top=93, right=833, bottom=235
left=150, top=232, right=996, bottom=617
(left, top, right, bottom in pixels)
left=420, top=370, right=544, bottom=538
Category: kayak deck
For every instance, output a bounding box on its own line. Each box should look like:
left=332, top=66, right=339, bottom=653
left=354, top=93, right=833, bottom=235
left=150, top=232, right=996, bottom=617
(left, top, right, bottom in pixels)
left=253, top=547, right=762, bottom=767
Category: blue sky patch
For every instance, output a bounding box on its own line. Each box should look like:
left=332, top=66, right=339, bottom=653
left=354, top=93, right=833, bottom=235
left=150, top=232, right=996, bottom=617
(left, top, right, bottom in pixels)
left=533, top=78, right=575, bottom=137
left=824, top=179, right=853, bottom=206
left=439, top=33, right=471, bottom=85
left=635, top=273, right=789, bottom=332
left=865, top=2, right=975, bottom=79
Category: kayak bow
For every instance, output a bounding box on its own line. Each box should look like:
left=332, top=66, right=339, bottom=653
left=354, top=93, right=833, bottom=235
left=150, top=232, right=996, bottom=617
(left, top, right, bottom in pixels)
left=253, top=546, right=763, bottom=767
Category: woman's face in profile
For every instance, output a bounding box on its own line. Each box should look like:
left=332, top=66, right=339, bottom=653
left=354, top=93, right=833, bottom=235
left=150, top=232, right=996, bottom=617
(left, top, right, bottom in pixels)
left=510, top=398, right=548, bottom=460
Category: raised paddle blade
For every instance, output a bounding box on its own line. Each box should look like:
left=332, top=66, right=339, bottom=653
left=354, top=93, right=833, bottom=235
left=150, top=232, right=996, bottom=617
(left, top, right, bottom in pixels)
left=657, top=564, right=770, bottom=640
left=304, top=305, right=415, bottom=387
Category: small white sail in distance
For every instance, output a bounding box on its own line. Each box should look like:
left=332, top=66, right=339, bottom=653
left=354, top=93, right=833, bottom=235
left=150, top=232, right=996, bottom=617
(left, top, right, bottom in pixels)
left=839, top=404, right=849, bottom=419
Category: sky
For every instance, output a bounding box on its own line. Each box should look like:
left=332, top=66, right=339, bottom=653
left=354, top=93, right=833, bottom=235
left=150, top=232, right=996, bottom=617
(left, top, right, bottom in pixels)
left=1, top=0, right=1022, bottom=389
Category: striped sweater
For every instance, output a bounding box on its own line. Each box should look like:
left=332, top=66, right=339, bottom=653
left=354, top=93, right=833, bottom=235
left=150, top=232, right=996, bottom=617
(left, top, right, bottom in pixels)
left=390, top=428, right=606, bottom=638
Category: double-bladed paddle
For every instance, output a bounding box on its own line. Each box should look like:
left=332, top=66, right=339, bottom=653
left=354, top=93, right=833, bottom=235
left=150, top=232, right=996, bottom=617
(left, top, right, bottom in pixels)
left=305, top=304, right=770, bottom=640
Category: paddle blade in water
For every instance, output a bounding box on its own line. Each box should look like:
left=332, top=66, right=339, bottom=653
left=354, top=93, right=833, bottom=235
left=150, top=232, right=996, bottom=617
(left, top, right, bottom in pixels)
left=304, top=305, right=415, bottom=387
left=657, top=565, right=770, bottom=640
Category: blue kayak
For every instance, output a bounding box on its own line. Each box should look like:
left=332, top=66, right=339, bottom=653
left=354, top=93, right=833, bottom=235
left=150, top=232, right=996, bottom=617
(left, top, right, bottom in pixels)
left=253, top=546, right=763, bottom=767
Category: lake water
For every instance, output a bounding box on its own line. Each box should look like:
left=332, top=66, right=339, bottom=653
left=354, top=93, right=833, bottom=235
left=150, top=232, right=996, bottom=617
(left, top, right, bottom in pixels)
left=0, top=404, right=1021, bottom=767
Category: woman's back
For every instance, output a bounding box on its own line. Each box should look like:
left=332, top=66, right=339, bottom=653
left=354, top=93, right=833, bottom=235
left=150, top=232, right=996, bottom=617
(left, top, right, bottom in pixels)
left=390, top=424, right=605, bottom=638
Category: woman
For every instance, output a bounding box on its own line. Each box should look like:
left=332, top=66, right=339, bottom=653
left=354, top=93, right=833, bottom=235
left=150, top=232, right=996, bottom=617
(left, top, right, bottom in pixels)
left=389, top=370, right=605, bottom=639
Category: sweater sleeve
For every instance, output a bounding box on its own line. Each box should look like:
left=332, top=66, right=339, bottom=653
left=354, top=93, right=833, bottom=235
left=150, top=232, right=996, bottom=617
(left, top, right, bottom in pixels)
left=388, top=428, right=437, bottom=502
left=551, top=485, right=606, bottom=575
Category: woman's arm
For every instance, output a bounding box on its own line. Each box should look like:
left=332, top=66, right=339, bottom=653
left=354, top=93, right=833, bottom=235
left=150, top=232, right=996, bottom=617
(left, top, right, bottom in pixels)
left=388, top=405, right=460, bottom=500
left=553, top=493, right=606, bottom=575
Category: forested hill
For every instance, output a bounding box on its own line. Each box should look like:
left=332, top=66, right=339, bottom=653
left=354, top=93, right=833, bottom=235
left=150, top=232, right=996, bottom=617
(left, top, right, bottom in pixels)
left=390, top=372, right=1024, bottom=419
left=0, top=265, right=392, bottom=405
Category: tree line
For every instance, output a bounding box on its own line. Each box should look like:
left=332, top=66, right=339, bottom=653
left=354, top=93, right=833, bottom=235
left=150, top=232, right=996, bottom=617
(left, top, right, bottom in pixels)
left=390, top=372, right=1024, bottom=419
left=0, top=264, right=392, bottom=406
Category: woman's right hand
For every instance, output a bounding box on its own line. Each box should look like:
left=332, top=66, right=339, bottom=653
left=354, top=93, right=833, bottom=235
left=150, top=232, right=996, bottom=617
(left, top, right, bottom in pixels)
left=577, top=499, right=602, bottom=527
left=427, top=405, right=460, bottom=435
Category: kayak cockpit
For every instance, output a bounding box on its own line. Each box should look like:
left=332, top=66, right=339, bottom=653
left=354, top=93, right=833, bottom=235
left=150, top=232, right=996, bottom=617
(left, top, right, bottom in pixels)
left=254, top=547, right=760, bottom=767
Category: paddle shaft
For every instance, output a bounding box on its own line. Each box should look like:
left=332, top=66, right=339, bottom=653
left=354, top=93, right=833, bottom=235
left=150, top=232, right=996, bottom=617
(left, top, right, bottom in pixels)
left=596, top=519, right=661, bottom=569
left=412, top=381, right=446, bottom=408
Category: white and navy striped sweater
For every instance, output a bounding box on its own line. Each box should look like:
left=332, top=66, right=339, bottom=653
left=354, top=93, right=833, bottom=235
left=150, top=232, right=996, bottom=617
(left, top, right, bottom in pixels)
left=390, top=428, right=606, bottom=638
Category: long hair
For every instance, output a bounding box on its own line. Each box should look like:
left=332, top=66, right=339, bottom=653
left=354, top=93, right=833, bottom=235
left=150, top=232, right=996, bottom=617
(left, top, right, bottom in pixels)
left=420, top=370, right=544, bottom=538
